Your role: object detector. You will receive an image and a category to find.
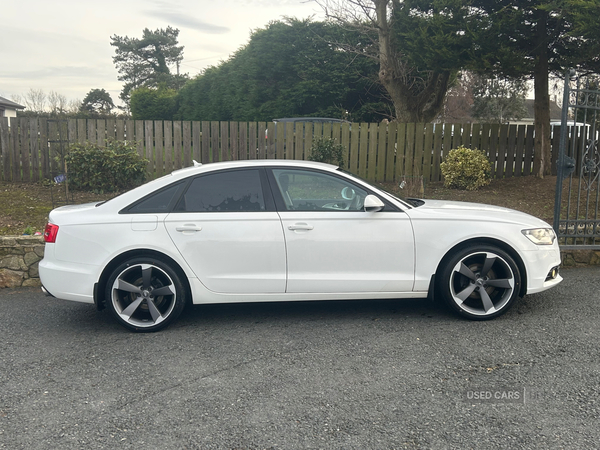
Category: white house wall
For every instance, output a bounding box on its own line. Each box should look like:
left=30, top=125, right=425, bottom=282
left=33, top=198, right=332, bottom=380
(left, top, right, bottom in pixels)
left=0, top=107, right=19, bottom=118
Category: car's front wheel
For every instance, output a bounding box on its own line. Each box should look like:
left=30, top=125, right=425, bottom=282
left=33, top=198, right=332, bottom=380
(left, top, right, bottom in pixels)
left=439, top=245, right=521, bottom=320
left=105, top=257, right=188, bottom=332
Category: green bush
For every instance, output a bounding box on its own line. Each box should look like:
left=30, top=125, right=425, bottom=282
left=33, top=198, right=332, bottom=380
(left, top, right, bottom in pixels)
left=130, top=86, right=177, bottom=120
left=64, top=140, right=148, bottom=193
left=440, top=146, right=492, bottom=191
left=308, top=137, right=345, bottom=167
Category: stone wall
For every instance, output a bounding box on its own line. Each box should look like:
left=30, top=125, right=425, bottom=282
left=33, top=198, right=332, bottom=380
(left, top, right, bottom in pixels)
left=0, top=236, right=45, bottom=288
left=0, top=236, right=597, bottom=290
left=561, top=249, right=600, bottom=267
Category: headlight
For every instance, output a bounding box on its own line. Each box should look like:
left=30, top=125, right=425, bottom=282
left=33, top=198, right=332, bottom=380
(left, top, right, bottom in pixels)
left=522, top=228, right=556, bottom=245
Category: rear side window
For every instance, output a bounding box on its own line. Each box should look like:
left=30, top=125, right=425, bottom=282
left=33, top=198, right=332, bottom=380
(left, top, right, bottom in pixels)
left=124, top=181, right=185, bottom=214
left=175, top=169, right=265, bottom=212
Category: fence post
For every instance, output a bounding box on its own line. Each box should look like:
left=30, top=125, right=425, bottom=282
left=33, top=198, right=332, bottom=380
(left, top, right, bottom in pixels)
left=0, top=118, right=10, bottom=181
left=154, top=120, right=164, bottom=177
left=384, top=122, right=396, bottom=181
left=367, top=123, right=378, bottom=181
left=144, top=120, right=154, bottom=176
left=201, top=121, right=210, bottom=163
left=30, top=119, right=39, bottom=182
left=184, top=121, right=193, bottom=166
left=422, top=123, right=434, bottom=182
left=164, top=121, right=173, bottom=173
left=219, top=122, right=228, bottom=162
left=192, top=121, right=201, bottom=162
left=432, top=123, right=443, bottom=182
left=10, top=118, right=19, bottom=181
left=496, top=125, right=508, bottom=179
left=244, top=122, right=253, bottom=160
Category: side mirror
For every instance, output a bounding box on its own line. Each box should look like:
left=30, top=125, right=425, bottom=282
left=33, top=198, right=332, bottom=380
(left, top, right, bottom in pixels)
left=364, top=195, right=385, bottom=212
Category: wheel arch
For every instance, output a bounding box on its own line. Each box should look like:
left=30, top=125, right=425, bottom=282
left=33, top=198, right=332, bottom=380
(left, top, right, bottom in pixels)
left=434, top=237, right=528, bottom=298
left=94, top=249, right=192, bottom=310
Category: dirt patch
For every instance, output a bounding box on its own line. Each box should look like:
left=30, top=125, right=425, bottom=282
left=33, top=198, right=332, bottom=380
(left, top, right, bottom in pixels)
left=0, top=182, right=110, bottom=235
left=425, top=175, right=557, bottom=224
left=378, top=175, right=558, bottom=225
left=0, top=175, right=559, bottom=236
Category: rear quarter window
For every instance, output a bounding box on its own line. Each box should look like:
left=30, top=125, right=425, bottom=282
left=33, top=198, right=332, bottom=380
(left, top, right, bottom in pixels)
left=122, top=181, right=185, bottom=214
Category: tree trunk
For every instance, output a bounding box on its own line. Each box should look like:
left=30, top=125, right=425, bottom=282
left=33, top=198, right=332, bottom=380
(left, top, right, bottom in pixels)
left=374, top=0, right=450, bottom=123
left=533, top=10, right=552, bottom=178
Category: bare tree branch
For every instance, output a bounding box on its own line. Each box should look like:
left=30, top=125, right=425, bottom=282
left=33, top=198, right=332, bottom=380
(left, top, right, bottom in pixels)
left=23, top=89, right=47, bottom=113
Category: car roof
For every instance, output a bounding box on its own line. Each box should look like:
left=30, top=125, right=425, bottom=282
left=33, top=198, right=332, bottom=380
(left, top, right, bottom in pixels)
left=170, top=159, right=339, bottom=178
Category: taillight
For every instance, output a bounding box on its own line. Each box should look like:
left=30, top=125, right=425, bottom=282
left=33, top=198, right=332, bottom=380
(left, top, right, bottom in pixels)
left=44, top=223, right=59, bottom=243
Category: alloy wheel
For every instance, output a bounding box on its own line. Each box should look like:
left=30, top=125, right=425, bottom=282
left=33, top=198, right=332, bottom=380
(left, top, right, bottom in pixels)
left=111, top=263, right=177, bottom=328
left=449, top=251, right=515, bottom=317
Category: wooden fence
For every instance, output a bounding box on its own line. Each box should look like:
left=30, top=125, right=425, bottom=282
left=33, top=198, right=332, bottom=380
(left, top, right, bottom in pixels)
left=0, top=117, right=572, bottom=184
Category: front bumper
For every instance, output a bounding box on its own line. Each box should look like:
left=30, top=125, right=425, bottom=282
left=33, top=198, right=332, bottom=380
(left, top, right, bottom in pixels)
left=522, top=244, right=563, bottom=295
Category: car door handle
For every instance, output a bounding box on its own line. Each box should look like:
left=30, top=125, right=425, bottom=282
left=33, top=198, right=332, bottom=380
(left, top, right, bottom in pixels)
left=288, top=223, right=314, bottom=231
left=175, top=225, right=202, bottom=232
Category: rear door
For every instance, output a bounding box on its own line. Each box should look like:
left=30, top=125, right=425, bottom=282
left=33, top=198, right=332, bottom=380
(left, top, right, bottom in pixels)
left=165, top=168, right=286, bottom=294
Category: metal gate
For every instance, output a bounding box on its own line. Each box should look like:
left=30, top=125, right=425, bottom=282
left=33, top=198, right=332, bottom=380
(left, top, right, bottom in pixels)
left=553, top=71, right=600, bottom=249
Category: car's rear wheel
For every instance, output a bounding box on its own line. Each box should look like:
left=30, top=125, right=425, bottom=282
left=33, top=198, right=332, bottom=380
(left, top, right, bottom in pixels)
left=439, top=245, right=521, bottom=320
left=105, top=257, right=188, bottom=332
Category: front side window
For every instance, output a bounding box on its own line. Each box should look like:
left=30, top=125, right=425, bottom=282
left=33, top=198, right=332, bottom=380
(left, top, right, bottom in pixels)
left=175, top=169, right=265, bottom=212
left=272, top=169, right=368, bottom=211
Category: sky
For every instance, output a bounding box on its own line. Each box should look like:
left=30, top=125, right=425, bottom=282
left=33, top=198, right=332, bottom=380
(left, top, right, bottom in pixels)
left=0, top=0, right=323, bottom=108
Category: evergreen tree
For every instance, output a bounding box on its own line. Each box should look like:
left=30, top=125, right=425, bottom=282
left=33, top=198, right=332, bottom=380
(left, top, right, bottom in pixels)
left=111, top=27, right=188, bottom=106
left=176, top=19, right=391, bottom=122
left=80, top=88, right=115, bottom=116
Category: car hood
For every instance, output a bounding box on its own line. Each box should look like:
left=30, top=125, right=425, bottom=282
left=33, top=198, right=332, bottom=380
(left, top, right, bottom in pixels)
left=416, top=199, right=514, bottom=213
left=409, top=199, right=551, bottom=228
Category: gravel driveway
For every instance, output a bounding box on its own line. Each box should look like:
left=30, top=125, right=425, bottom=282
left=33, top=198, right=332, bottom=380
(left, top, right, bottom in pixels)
left=1, top=266, right=599, bottom=449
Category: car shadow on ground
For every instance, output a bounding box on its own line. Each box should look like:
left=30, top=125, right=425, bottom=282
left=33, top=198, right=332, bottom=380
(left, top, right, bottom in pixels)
left=15, top=287, right=559, bottom=335
left=53, top=296, right=456, bottom=334
left=174, top=297, right=454, bottom=329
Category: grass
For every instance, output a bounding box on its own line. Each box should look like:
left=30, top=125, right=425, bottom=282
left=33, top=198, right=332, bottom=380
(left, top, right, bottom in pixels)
left=0, top=175, right=559, bottom=236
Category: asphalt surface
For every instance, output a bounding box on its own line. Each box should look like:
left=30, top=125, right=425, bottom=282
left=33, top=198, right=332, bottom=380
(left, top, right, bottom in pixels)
left=0, top=266, right=599, bottom=449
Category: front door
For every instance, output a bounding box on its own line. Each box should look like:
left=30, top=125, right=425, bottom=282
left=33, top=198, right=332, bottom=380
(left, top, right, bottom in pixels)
left=270, top=168, right=415, bottom=293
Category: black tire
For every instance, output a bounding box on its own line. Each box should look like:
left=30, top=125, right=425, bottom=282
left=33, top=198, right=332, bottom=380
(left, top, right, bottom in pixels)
left=105, top=257, right=188, bottom=332
left=439, top=245, right=521, bottom=320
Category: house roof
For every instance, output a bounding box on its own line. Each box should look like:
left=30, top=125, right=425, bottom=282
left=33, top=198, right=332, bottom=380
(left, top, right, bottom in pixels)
left=524, top=99, right=562, bottom=121
left=0, top=96, right=25, bottom=110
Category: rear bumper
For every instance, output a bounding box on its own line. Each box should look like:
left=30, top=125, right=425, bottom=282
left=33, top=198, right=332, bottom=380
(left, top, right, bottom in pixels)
left=38, top=257, right=97, bottom=304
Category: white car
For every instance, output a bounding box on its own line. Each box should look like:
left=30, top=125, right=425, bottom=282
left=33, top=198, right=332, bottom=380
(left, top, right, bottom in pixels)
left=39, top=160, right=562, bottom=332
